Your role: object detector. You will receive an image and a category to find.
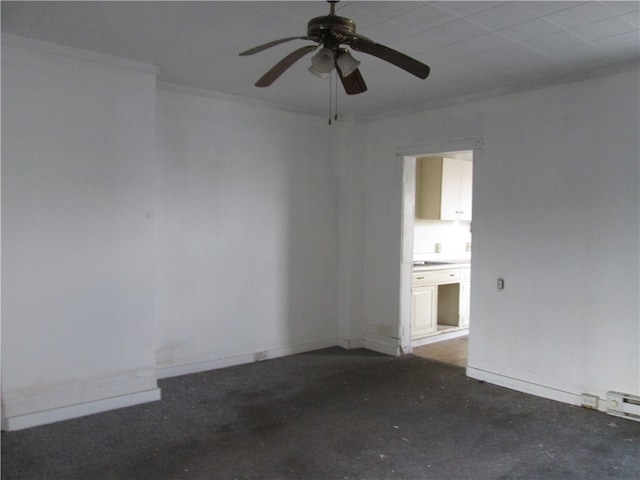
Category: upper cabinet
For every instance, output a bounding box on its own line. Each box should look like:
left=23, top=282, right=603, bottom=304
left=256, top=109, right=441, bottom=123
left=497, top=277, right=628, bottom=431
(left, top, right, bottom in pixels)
left=416, top=156, right=472, bottom=221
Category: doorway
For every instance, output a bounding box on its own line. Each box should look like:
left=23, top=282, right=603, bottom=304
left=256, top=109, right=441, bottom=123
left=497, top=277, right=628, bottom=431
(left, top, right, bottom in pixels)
left=397, top=139, right=482, bottom=363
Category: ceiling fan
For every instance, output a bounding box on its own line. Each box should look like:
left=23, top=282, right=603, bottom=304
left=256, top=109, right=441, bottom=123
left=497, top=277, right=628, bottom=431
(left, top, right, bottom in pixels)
left=239, top=0, right=430, bottom=95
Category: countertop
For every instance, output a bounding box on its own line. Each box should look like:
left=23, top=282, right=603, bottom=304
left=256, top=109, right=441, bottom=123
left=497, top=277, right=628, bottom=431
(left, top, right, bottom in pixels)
left=413, top=260, right=471, bottom=272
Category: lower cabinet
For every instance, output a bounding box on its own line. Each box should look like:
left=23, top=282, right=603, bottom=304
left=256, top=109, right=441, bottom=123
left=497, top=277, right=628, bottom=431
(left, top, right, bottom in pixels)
left=412, top=285, right=437, bottom=337
left=411, top=266, right=471, bottom=339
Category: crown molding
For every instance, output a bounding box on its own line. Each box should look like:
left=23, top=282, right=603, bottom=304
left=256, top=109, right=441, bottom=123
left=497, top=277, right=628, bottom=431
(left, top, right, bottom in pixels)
left=365, top=59, right=640, bottom=122
left=156, top=81, right=326, bottom=119
left=2, top=33, right=159, bottom=75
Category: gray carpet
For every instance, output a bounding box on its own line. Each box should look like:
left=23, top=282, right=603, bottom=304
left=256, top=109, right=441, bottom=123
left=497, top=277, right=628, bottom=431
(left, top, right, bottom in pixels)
left=2, top=347, right=639, bottom=479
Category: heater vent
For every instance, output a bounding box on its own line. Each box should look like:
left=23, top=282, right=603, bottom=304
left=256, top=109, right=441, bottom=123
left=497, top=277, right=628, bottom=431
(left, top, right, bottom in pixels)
left=606, top=391, right=640, bottom=422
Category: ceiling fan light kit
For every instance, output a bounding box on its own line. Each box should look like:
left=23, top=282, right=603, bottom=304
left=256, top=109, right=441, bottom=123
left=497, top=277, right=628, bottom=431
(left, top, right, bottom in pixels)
left=309, top=47, right=335, bottom=78
left=239, top=0, right=430, bottom=96
left=336, top=49, right=360, bottom=77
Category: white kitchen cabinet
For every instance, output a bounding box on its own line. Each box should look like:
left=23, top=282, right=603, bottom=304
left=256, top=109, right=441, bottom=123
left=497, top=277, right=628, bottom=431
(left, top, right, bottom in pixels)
left=416, top=156, right=472, bottom=221
left=412, top=285, right=437, bottom=337
left=411, top=266, right=471, bottom=340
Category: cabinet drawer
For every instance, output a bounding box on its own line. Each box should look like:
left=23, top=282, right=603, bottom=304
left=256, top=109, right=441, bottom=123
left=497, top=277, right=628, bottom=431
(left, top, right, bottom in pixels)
left=413, top=269, right=460, bottom=286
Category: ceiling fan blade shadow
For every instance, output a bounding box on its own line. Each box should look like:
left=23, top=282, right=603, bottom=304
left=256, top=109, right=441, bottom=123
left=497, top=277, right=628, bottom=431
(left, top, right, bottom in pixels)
left=351, top=39, right=430, bottom=79
left=337, top=66, right=367, bottom=95
left=255, top=45, right=318, bottom=87
left=239, top=36, right=316, bottom=56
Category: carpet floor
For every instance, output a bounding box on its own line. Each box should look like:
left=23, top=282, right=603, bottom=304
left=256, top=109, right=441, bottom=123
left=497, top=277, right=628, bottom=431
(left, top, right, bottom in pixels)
left=2, top=347, right=639, bottom=479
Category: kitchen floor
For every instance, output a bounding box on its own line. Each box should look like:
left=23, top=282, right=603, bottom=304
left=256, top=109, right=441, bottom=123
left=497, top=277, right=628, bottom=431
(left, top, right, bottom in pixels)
left=412, top=336, right=468, bottom=367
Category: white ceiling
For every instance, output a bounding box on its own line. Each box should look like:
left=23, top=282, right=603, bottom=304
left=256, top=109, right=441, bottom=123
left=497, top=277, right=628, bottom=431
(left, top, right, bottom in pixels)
left=2, top=1, right=639, bottom=118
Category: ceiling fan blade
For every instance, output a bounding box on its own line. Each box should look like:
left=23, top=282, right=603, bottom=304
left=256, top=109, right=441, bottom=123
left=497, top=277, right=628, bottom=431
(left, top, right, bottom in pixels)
left=239, top=36, right=316, bottom=56
left=337, top=66, right=367, bottom=95
left=255, top=45, right=318, bottom=87
left=350, top=38, right=430, bottom=79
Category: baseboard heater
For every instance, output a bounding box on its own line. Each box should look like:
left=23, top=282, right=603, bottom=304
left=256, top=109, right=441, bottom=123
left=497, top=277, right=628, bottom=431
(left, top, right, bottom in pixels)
left=607, top=391, right=640, bottom=422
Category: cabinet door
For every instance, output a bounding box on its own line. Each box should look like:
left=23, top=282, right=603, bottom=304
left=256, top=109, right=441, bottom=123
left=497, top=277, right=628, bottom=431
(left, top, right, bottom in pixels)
left=412, top=285, right=437, bottom=338
left=440, top=158, right=473, bottom=221
left=416, top=156, right=443, bottom=220
left=440, top=158, right=462, bottom=220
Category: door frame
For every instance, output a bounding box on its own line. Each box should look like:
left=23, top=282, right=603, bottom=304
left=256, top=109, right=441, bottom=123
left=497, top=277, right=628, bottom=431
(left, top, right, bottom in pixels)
left=397, top=137, right=483, bottom=355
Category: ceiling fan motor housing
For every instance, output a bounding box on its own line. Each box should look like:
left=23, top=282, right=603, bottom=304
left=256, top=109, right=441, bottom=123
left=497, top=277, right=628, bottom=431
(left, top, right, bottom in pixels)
left=308, top=15, right=356, bottom=47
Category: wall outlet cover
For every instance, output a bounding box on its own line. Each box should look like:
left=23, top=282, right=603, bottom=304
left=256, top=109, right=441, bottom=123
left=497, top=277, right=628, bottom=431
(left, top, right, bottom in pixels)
left=581, top=393, right=599, bottom=409
left=254, top=351, right=268, bottom=362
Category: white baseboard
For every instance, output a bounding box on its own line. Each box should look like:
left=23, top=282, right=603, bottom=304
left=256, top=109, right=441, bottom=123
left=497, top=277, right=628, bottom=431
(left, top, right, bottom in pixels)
left=2, top=388, right=161, bottom=431
left=336, top=337, right=365, bottom=350
left=363, top=334, right=401, bottom=356
left=156, top=337, right=339, bottom=379
left=466, top=366, right=586, bottom=409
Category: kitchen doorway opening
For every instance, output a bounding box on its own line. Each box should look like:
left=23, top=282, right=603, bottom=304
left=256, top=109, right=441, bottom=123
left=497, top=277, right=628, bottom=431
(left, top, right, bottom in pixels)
left=397, top=139, right=482, bottom=367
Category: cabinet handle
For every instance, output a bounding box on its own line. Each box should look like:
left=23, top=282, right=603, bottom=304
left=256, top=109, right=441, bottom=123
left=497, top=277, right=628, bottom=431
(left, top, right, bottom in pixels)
left=449, top=273, right=455, bottom=276
left=416, top=276, right=424, bottom=279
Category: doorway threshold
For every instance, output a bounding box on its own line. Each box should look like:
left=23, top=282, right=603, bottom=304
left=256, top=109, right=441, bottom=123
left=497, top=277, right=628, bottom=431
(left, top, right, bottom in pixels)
left=412, top=327, right=468, bottom=348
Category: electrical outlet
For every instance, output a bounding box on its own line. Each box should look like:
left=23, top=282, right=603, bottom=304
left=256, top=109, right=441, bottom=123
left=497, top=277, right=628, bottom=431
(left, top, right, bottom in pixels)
left=254, top=351, right=268, bottom=362
left=497, top=278, right=504, bottom=290
left=581, top=393, right=599, bottom=409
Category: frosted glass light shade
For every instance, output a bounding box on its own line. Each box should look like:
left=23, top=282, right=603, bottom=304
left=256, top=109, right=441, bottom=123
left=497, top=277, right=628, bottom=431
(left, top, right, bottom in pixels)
left=336, top=49, right=360, bottom=77
left=308, top=47, right=335, bottom=78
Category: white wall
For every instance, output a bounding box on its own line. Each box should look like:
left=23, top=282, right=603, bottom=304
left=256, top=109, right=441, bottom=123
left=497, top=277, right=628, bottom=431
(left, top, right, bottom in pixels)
left=154, top=86, right=339, bottom=377
left=1, top=38, right=340, bottom=427
left=356, top=65, right=639, bottom=406
left=2, top=41, right=161, bottom=429
left=333, top=117, right=368, bottom=348
left=468, top=68, right=639, bottom=405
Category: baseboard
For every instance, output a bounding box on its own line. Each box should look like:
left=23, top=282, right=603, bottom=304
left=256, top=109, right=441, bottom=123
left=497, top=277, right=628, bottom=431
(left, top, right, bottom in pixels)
left=466, top=366, right=585, bottom=409
left=363, top=334, right=401, bottom=356
left=2, top=388, right=161, bottom=431
left=156, top=337, right=339, bottom=379
left=336, top=337, right=365, bottom=350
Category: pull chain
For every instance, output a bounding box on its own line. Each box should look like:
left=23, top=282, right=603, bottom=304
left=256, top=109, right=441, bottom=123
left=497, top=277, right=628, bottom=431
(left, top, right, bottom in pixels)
left=328, top=69, right=333, bottom=125
left=334, top=70, right=338, bottom=123
left=328, top=70, right=339, bottom=125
